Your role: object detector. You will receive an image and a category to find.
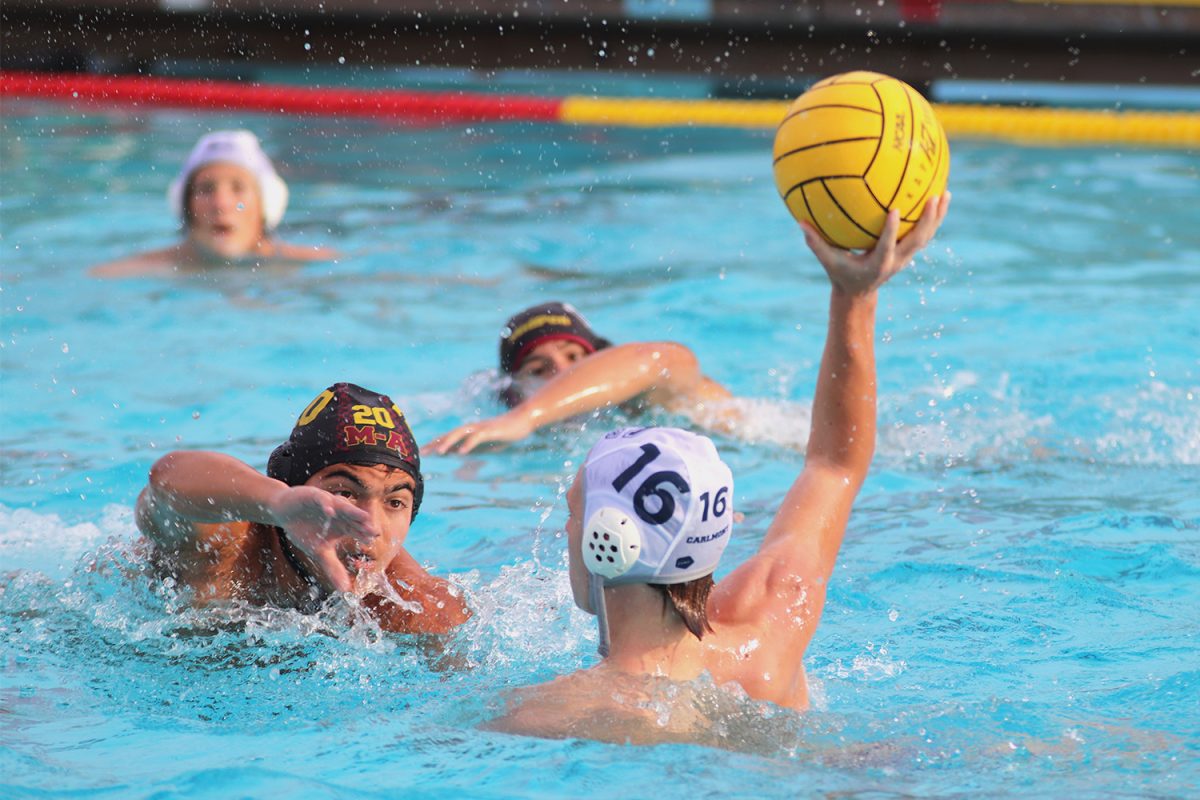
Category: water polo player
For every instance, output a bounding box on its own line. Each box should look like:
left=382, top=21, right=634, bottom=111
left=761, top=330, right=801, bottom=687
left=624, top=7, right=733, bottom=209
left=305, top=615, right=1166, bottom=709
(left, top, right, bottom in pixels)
left=135, top=382, right=469, bottom=634
left=488, top=195, right=950, bottom=742
left=92, top=130, right=335, bottom=277
left=426, top=301, right=734, bottom=454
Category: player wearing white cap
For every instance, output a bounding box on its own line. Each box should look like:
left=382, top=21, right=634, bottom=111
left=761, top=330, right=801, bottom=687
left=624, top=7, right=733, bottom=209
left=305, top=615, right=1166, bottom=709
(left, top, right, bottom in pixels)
left=488, top=194, right=950, bottom=743
left=92, top=130, right=335, bottom=277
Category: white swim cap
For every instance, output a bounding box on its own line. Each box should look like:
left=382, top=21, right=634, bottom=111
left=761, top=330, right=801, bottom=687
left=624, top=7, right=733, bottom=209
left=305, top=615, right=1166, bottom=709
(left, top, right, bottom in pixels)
left=582, top=427, right=734, bottom=585
left=581, top=427, right=734, bottom=656
left=167, top=130, right=289, bottom=231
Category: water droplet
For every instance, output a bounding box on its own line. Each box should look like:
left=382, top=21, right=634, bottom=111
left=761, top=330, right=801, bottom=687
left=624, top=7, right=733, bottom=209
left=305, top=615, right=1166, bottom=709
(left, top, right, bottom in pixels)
left=192, top=411, right=201, bottom=420
left=61, top=342, right=69, bottom=354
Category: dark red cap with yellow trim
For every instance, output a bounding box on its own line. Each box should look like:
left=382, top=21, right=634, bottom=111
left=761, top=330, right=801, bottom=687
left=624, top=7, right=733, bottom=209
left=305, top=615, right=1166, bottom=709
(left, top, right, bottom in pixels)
left=498, top=301, right=611, bottom=374
left=267, top=383, right=423, bottom=515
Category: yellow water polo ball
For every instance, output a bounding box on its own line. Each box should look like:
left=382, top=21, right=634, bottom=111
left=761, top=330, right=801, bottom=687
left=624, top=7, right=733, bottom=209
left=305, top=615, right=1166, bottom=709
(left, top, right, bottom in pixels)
left=773, top=71, right=950, bottom=250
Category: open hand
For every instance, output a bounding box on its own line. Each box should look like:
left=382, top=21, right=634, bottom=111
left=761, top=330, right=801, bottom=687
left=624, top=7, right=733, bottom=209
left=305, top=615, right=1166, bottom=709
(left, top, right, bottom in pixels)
left=801, top=193, right=950, bottom=295
left=424, top=411, right=533, bottom=456
left=268, top=485, right=379, bottom=593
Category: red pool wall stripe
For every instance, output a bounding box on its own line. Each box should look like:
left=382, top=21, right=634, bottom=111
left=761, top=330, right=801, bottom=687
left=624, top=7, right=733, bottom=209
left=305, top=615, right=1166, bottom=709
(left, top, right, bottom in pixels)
left=0, top=71, right=566, bottom=123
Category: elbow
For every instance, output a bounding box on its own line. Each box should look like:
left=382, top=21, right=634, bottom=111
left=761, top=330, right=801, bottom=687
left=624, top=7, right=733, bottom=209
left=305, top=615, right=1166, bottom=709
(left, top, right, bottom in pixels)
left=638, top=341, right=701, bottom=387
left=147, top=453, right=175, bottom=489
left=147, top=451, right=191, bottom=491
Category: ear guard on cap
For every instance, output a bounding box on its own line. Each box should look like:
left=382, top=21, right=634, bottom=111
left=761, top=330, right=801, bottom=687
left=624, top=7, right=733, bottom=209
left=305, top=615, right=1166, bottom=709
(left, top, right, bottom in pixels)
left=583, top=507, right=643, bottom=579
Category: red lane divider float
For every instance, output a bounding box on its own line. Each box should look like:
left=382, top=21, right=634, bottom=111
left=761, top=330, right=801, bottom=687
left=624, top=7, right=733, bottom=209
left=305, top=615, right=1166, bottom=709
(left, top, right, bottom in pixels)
left=0, top=71, right=565, bottom=123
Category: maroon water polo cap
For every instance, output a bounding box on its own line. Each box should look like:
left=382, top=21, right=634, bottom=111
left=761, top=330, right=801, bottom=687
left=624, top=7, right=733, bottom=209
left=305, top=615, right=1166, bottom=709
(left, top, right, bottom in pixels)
left=267, top=382, right=424, bottom=515
left=498, top=301, right=612, bottom=374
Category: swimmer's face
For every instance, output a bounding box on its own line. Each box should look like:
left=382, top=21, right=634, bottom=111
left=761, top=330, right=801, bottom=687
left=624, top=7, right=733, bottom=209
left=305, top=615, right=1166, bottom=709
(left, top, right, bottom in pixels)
left=303, top=462, right=415, bottom=586
left=512, top=339, right=591, bottom=394
left=185, top=162, right=266, bottom=259
left=565, top=468, right=593, bottom=614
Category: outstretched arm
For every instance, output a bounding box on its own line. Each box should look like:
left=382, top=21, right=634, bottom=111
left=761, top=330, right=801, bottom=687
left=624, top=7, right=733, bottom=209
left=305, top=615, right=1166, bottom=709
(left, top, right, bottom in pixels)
left=136, top=450, right=379, bottom=592
left=713, top=195, right=950, bottom=625
left=426, top=341, right=730, bottom=454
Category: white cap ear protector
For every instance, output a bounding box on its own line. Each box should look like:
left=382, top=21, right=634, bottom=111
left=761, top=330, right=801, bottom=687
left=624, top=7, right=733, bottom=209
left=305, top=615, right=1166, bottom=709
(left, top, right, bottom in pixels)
left=583, top=507, right=643, bottom=579
left=167, top=130, right=290, bottom=231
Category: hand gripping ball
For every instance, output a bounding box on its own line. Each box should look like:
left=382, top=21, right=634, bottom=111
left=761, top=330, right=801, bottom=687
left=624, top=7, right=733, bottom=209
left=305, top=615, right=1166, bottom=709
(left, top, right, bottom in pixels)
left=773, top=71, right=950, bottom=250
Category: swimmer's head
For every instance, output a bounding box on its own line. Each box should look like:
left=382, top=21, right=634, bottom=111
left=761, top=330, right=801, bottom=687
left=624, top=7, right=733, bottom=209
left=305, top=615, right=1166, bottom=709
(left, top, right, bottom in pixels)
left=267, top=383, right=424, bottom=517
left=569, top=427, right=734, bottom=655
left=498, top=301, right=611, bottom=406
left=168, top=130, right=289, bottom=236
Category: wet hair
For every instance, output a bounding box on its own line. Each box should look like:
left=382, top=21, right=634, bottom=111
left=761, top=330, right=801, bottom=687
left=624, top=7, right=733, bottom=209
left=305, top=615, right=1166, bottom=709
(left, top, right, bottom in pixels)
left=654, top=574, right=715, bottom=640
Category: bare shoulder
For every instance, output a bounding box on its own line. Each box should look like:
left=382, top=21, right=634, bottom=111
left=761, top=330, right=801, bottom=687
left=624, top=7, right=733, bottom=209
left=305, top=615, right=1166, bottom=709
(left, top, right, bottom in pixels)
left=90, top=246, right=182, bottom=278
left=367, top=563, right=471, bottom=635
left=484, top=673, right=594, bottom=739
left=272, top=240, right=338, bottom=263
left=707, top=550, right=829, bottom=657
left=145, top=518, right=262, bottom=599
left=710, top=548, right=824, bottom=622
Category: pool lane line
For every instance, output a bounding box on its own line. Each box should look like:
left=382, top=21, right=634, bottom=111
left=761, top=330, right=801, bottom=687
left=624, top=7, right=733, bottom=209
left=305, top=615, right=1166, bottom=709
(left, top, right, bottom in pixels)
left=0, top=70, right=564, bottom=122
left=3, top=71, right=1198, bottom=148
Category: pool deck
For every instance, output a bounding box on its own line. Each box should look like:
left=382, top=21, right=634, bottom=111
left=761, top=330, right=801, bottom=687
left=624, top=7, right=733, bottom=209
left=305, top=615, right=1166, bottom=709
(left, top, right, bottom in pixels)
left=2, top=0, right=1197, bottom=91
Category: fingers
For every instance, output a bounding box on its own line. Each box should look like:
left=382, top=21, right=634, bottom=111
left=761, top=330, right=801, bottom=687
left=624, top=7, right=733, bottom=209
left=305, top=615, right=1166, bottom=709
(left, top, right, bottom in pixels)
left=455, top=431, right=482, bottom=455
left=456, top=428, right=510, bottom=455
left=314, top=549, right=353, bottom=594
left=798, top=219, right=840, bottom=265
left=869, top=209, right=901, bottom=268
left=425, top=421, right=511, bottom=455
left=332, top=505, right=380, bottom=546
left=893, top=193, right=946, bottom=265
left=938, top=190, right=952, bottom=226
left=424, top=426, right=473, bottom=455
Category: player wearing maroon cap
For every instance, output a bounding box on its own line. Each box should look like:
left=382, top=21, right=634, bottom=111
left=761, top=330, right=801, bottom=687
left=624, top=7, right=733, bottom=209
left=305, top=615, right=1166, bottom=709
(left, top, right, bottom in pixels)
left=135, top=382, right=469, bottom=634
left=427, top=301, right=734, bottom=455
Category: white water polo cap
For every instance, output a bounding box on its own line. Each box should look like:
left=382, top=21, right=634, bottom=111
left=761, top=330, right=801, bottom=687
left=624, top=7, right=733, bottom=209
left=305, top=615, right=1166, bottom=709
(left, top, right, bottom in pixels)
left=582, top=427, right=734, bottom=587
left=168, top=130, right=289, bottom=231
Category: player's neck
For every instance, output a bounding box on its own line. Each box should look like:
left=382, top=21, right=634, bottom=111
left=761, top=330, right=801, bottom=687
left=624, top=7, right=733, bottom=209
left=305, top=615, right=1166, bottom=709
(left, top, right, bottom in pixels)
left=601, top=584, right=704, bottom=681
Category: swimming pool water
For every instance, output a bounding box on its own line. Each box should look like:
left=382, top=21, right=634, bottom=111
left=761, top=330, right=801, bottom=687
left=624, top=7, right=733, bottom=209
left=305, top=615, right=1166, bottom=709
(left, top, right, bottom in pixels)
left=1, top=78, right=1198, bottom=797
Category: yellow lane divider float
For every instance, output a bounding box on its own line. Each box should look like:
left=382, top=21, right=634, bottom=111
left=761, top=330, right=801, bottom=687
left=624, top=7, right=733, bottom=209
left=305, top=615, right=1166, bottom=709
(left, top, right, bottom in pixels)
left=561, top=96, right=1200, bottom=148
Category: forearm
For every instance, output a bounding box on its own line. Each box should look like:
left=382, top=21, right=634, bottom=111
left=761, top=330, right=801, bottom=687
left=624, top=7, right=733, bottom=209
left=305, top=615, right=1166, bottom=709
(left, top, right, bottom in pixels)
left=805, top=288, right=879, bottom=480
left=516, top=342, right=701, bottom=431
left=145, top=451, right=287, bottom=525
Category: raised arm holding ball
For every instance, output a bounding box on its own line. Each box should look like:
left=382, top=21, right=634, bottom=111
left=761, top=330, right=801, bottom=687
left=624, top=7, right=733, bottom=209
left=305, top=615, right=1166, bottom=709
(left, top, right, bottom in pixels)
left=488, top=193, right=950, bottom=744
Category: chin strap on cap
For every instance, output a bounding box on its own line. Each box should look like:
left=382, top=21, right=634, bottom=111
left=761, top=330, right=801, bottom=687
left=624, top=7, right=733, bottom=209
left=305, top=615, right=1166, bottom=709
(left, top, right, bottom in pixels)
left=590, top=573, right=611, bottom=658
left=583, top=507, right=642, bottom=658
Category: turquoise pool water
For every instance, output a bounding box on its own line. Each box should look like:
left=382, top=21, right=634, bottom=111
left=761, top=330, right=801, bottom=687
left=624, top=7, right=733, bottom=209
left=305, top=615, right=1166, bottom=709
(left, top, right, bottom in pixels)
left=2, top=78, right=1198, bottom=796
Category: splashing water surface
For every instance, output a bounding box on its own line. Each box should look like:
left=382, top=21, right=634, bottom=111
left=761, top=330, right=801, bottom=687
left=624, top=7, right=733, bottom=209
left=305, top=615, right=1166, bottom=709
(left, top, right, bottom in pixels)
left=2, top=71, right=1198, bottom=796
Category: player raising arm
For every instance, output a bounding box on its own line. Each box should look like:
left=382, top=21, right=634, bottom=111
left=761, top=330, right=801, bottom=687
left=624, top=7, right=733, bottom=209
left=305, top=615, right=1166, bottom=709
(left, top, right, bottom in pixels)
left=488, top=194, right=950, bottom=743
